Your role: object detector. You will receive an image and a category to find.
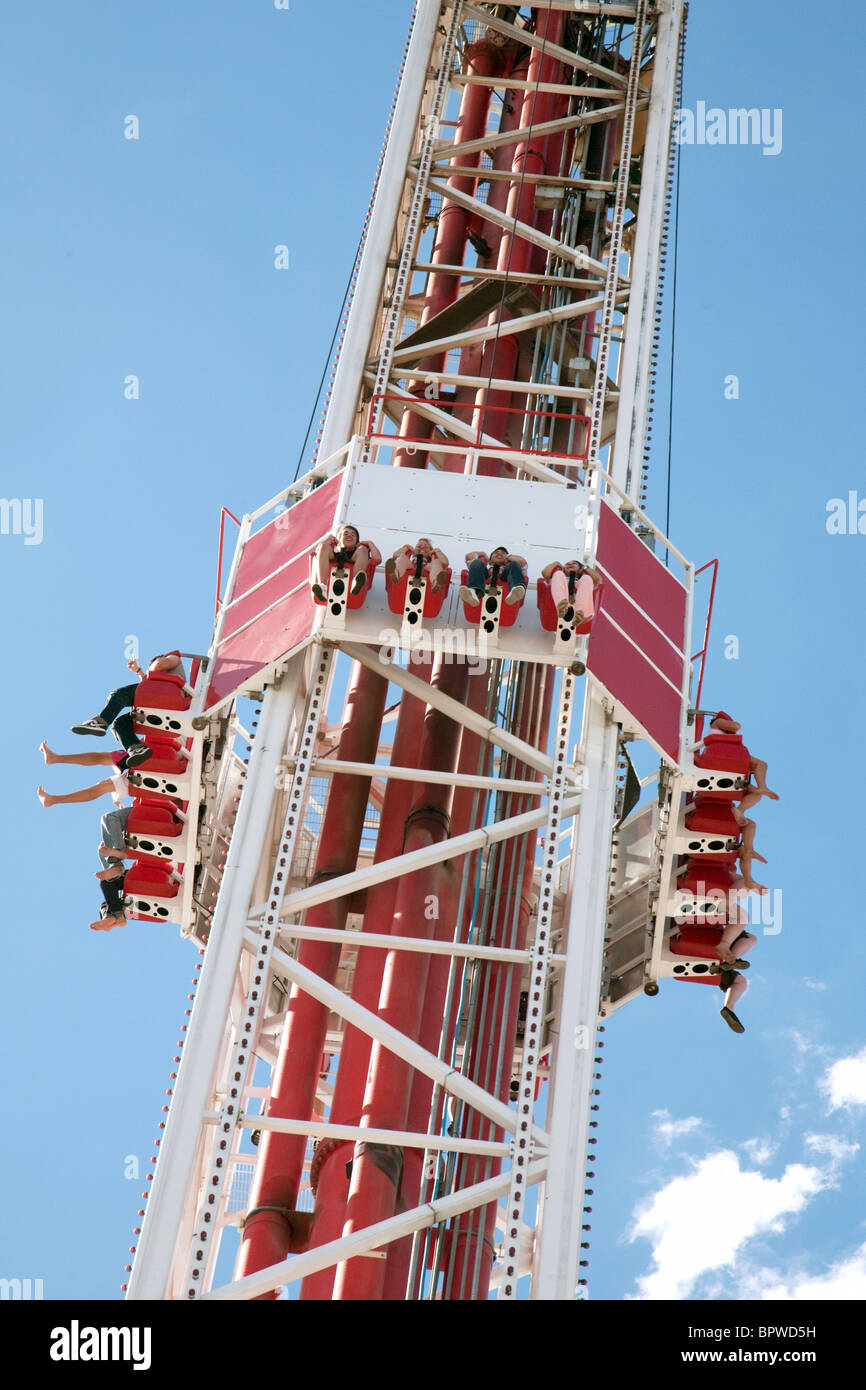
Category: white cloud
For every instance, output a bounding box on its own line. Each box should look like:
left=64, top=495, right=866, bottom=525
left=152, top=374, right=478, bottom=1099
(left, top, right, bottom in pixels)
left=754, top=1243, right=866, bottom=1301
left=804, top=1133, right=859, bottom=1165
left=823, top=1045, right=866, bottom=1110
left=630, top=1151, right=826, bottom=1300
left=742, top=1137, right=776, bottom=1165
left=651, top=1108, right=704, bottom=1149
left=803, top=978, right=827, bottom=992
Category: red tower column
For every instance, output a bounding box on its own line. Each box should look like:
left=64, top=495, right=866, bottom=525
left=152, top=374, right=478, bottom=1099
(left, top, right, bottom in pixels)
left=332, top=658, right=470, bottom=1300
left=236, top=662, right=388, bottom=1292
left=299, top=658, right=434, bottom=1300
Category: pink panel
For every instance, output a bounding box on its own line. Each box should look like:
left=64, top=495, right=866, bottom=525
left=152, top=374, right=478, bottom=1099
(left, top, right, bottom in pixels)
left=204, top=477, right=341, bottom=709
left=597, top=580, right=684, bottom=689
left=206, top=590, right=316, bottom=708
left=220, top=554, right=308, bottom=642
left=597, top=501, right=686, bottom=648
left=232, top=473, right=343, bottom=599
left=586, top=613, right=682, bottom=760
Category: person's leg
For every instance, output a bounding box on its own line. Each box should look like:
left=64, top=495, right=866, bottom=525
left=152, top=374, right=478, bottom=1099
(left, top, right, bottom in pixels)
left=719, top=970, right=747, bottom=1031
left=571, top=573, right=595, bottom=623
left=749, top=757, right=778, bottom=800
left=462, top=558, right=488, bottom=601
left=724, top=973, right=748, bottom=1011
left=90, top=911, right=127, bottom=932
left=112, top=711, right=143, bottom=750
left=426, top=553, right=447, bottom=592
left=100, top=873, right=127, bottom=914
left=503, top=561, right=526, bottom=605
left=468, top=558, right=487, bottom=590
left=549, top=566, right=569, bottom=608
left=98, top=685, right=139, bottom=726
left=99, top=807, right=131, bottom=871
left=40, top=742, right=114, bottom=767
left=315, top=538, right=337, bottom=588
left=386, top=546, right=412, bottom=584
left=716, top=925, right=756, bottom=966
left=38, top=778, right=113, bottom=807
left=351, top=543, right=372, bottom=595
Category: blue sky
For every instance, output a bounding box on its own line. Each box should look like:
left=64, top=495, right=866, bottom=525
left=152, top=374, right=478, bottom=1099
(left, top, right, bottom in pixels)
left=2, top=0, right=865, bottom=1303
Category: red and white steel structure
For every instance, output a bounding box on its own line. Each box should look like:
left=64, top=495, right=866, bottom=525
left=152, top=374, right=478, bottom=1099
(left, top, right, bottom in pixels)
left=125, top=0, right=697, bottom=1301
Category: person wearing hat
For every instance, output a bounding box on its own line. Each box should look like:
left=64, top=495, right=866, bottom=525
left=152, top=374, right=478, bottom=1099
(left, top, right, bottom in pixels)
left=459, top=545, right=527, bottom=606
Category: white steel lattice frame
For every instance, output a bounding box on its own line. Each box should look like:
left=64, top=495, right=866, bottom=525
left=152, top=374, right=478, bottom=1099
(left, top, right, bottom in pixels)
left=126, top=0, right=690, bottom=1302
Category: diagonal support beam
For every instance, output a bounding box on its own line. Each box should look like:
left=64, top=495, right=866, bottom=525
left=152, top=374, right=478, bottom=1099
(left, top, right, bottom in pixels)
left=370, top=378, right=569, bottom=485
left=342, top=641, right=577, bottom=780
left=418, top=173, right=612, bottom=280
left=202, top=1159, right=547, bottom=1300
left=259, top=942, right=550, bottom=1148
left=390, top=285, right=629, bottom=370
left=461, top=5, right=628, bottom=88
left=253, top=794, right=580, bottom=921
left=429, top=104, right=630, bottom=170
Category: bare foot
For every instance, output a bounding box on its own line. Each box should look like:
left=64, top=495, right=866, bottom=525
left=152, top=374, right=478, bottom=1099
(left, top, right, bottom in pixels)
left=756, top=785, right=779, bottom=801
left=96, top=866, right=124, bottom=882
left=740, top=874, right=768, bottom=894
left=89, top=914, right=126, bottom=932
left=37, top=786, right=54, bottom=807
left=40, top=740, right=57, bottom=765
left=98, top=844, right=126, bottom=859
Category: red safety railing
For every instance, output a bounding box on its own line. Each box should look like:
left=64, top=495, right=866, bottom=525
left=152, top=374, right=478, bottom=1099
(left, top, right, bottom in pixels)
left=215, top=507, right=241, bottom=619
left=691, top=558, right=719, bottom=741
left=366, top=393, right=590, bottom=463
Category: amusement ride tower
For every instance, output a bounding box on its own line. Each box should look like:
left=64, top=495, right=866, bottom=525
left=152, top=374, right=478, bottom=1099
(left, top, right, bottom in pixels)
left=123, top=0, right=713, bottom=1302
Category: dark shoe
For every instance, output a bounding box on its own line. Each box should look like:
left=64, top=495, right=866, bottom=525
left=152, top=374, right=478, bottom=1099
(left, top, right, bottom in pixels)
left=72, top=716, right=107, bottom=736
left=351, top=571, right=367, bottom=596
left=125, top=744, right=153, bottom=770
left=720, top=1006, right=745, bottom=1034
left=311, top=582, right=326, bottom=603
left=730, top=958, right=750, bottom=970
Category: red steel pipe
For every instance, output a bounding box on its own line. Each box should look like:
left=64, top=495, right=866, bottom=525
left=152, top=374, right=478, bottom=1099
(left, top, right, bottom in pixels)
left=332, top=659, right=470, bottom=1300
left=236, top=661, right=388, bottom=1292
left=299, top=658, right=434, bottom=1300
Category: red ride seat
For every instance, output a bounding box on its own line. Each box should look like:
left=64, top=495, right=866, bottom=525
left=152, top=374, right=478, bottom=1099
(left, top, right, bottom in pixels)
left=536, top=576, right=598, bottom=635
left=124, top=864, right=179, bottom=899
left=138, top=745, right=189, bottom=776
left=124, top=863, right=181, bottom=922
left=693, top=732, right=751, bottom=800
left=460, top=568, right=525, bottom=627
left=133, top=673, right=190, bottom=712
left=669, top=924, right=725, bottom=984
left=126, top=799, right=184, bottom=840
left=674, top=861, right=737, bottom=922
left=308, top=553, right=377, bottom=609
left=683, top=798, right=741, bottom=862
left=385, top=562, right=451, bottom=618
